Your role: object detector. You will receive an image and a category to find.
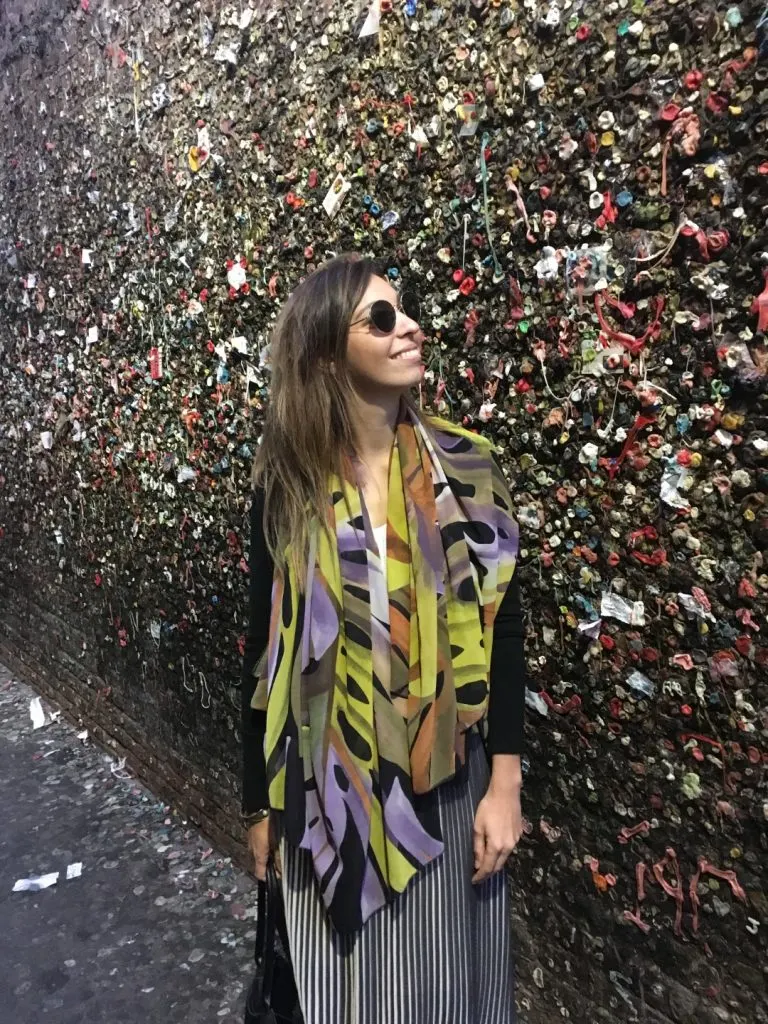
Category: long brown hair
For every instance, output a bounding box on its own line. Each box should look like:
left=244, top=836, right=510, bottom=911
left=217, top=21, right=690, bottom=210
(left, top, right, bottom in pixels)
left=252, top=253, right=386, bottom=572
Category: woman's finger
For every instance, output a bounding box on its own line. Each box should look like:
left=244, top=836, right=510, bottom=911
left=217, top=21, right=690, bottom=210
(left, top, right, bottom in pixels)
left=268, top=816, right=283, bottom=878
left=492, top=849, right=511, bottom=875
left=472, top=842, right=499, bottom=884
left=473, top=827, right=485, bottom=873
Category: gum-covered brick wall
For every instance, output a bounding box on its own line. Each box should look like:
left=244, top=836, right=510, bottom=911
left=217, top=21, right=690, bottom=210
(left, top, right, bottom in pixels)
left=1, top=1, right=766, bottom=1020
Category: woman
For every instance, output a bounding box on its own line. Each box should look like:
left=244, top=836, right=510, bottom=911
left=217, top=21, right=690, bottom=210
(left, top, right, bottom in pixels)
left=241, top=254, right=526, bottom=1024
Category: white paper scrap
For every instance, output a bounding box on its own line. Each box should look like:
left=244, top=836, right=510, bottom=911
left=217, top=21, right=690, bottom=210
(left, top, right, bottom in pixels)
left=322, top=174, right=351, bottom=219
left=578, top=618, right=603, bottom=638
left=626, top=670, right=655, bottom=698
left=525, top=689, right=549, bottom=717
left=226, top=262, right=246, bottom=291
left=527, top=72, right=545, bottom=92
left=660, top=462, right=691, bottom=512
left=678, top=592, right=716, bottom=622
left=457, top=103, right=480, bottom=138
left=359, top=0, right=380, bottom=37
left=66, top=862, right=83, bottom=880
left=30, top=696, right=46, bottom=729
left=13, top=872, right=59, bottom=892
left=600, top=593, right=646, bottom=627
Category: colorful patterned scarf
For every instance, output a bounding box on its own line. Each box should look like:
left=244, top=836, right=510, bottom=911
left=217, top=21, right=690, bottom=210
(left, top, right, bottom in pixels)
left=251, top=407, right=518, bottom=932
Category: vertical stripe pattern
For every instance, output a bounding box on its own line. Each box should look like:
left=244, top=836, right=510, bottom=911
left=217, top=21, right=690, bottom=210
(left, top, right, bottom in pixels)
left=280, top=732, right=516, bottom=1024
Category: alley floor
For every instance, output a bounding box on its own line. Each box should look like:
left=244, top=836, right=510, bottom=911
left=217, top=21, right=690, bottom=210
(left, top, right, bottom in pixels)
left=0, top=664, right=258, bottom=1024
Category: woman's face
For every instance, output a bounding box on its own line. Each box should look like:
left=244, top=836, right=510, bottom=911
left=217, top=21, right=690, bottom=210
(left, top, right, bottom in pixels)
left=344, top=276, right=424, bottom=394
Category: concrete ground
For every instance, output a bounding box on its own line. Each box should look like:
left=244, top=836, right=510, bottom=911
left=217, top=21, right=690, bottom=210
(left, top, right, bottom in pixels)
left=0, top=664, right=258, bottom=1024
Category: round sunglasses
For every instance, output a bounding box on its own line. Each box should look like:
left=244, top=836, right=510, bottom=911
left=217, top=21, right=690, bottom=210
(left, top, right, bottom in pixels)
left=350, top=292, right=421, bottom=334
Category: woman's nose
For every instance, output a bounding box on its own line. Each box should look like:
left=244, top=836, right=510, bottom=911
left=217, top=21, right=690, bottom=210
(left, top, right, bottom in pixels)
left=397, top=311, right=420, bottom=334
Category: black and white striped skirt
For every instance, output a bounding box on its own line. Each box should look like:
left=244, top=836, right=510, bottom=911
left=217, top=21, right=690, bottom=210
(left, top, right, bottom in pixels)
left=279, top=731, right=516, bottom=1024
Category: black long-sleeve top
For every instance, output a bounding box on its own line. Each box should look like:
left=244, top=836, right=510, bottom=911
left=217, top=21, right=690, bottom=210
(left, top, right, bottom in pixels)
left=241, top=488, right=526, bottom=813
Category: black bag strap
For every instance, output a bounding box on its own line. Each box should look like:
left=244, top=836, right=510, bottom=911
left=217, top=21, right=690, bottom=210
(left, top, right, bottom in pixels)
left=254, top=871, right=277, bottom=1008
left=254, top=875, right=267, bottom=964
left=253, top=861, right=289, bottom=1011
left=271, top=865, right=292, bottom=957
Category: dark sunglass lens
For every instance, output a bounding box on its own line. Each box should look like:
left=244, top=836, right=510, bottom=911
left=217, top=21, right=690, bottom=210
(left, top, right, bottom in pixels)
left=401, top=292, right=420, bottom=322
left=369, top=300, right=397, bottom=333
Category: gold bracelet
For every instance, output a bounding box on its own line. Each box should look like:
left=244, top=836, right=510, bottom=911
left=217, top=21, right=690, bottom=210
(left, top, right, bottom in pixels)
left=241, top=808, right=270, bottom=827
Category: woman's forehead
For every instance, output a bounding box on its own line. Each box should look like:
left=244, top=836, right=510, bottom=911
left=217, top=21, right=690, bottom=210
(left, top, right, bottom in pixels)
left=360, top=276, right=397, bottom=303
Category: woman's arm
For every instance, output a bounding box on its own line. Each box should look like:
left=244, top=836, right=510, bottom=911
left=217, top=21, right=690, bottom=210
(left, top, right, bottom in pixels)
left=241, top=487, right=273, bottom=814
left=472, top=571, right=527, bottom=883
left=486, top=571, right=526, bottom=759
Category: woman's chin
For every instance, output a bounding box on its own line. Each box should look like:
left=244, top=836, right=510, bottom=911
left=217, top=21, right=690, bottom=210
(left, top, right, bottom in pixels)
left=358, top=364, right=425, bottom=395
left=394, top=363, right=425, bottom=387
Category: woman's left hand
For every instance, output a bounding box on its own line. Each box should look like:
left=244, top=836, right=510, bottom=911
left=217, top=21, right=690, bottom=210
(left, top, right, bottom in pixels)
left=471, top=782, right=524, bottom=884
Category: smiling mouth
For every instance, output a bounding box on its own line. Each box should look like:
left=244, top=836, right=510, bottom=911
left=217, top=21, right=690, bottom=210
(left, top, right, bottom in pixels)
left=390, top=347, right=421, bottom=361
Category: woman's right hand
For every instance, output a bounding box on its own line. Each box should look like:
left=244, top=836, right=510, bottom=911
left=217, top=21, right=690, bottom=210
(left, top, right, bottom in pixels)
left=248, top=817, right=271, bottom=880
left=248, top=816, right=281, bottom=880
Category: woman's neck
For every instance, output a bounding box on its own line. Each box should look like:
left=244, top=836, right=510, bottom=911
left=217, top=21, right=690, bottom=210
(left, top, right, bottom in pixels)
left=348, top=390, right=402, bottom=464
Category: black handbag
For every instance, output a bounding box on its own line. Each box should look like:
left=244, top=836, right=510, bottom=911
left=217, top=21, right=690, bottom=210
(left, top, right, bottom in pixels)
left=244, top=863, right=303, bottom=1024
